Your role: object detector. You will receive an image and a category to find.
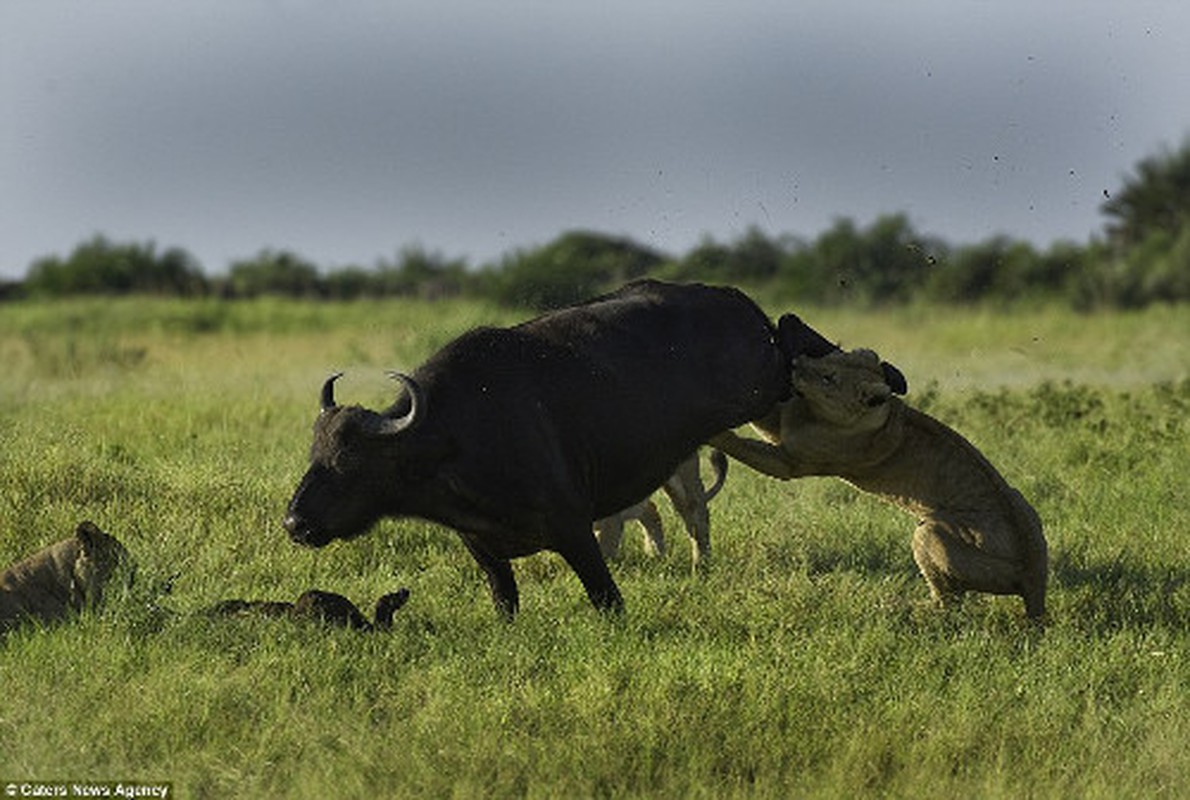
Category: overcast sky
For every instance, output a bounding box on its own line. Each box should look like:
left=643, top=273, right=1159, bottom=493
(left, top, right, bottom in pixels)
left=2, top=1, right=1188, bottom=278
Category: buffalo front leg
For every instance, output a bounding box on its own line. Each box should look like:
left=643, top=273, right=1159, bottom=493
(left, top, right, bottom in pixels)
left=557, top=527, right=625, bottom=614
left=460, top=534, right=519, bottom=620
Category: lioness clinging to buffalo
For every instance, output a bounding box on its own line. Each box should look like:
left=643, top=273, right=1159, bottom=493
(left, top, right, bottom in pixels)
left=712, top=348, right=1048, bottom=618
left=1, top=521, right=133, bottom=634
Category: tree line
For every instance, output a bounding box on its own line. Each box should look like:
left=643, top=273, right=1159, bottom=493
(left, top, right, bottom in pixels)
left=7, top=139, right=1188, bottom=310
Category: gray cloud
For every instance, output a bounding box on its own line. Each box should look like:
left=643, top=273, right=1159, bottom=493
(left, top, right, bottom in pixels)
left=2, top=1, right=1187, bottom=277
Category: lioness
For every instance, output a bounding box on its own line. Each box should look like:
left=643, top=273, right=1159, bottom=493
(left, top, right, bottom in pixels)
left=206, top=587, right=410, bottom=632
left=1, top=521, right=133, bottom=633
left=711, top=349, right=1048, bottom=618
left=594, top=449, right=728, bottom=567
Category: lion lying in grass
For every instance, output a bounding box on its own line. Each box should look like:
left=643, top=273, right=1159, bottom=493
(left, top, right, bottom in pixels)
left=594, top=449, right=727, bottom=568
left=206, top=588, right=410, bottom=632
left=711, top=349, right=1048, bottom=618
left=1, top=521, right=134, bottom=633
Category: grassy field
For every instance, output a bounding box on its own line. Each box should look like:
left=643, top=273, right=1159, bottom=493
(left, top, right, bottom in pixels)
left=1, top=296, right=1187, bottom=798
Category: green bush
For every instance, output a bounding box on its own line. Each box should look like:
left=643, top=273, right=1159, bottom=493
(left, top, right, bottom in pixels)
left=489, top=230, right=664, bottom=310
left=11, top=139, right=1190, bottom=309
left=369, top=245, right=469, bottom=300
left=23, top=235, right=207, bottom=297
left=768, top=215, right=942, bottom=306
left=226, top=249, right=324, bottom=298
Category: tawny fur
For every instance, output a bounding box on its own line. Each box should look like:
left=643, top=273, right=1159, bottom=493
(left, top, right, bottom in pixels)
left=0, top=521, right=133, bottom=633
left=594, top=448, right=727, bottom=568
left=712, top=349, right=1048, bottom=618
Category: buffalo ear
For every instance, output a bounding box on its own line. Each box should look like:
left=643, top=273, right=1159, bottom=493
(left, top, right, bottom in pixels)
left=880, top=362, right=908, bottom=395
left=777, top=313, right=839, bottom=359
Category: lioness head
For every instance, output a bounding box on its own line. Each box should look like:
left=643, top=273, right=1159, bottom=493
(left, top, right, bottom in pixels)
left=72, top=521, right=135, bottom=607
left=791, top=349, right=897, bottom=431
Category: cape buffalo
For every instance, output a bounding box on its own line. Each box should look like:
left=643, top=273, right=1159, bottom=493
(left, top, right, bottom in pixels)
left=283, top=279, right=837, bottom=618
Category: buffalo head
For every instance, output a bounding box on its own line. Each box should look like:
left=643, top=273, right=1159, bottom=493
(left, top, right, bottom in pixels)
left=284, top=372, right=423, bottom=548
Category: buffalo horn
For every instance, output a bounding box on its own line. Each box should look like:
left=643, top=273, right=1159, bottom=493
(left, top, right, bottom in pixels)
left=376, top=372, right=422, bottom=436
left=320, top=372, right=345, bottom=411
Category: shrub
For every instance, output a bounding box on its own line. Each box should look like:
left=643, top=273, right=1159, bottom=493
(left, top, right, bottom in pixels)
left=489, top=230, right=664, bottom=310
left=226, top=250, right=324, bottom=298
left=23, top=235, right=207, bottom=297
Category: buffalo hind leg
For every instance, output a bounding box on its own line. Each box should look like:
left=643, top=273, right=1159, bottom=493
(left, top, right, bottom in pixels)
left=557, top=527, right=624, bottom=614
left=460, top=535, right=519, bottom=620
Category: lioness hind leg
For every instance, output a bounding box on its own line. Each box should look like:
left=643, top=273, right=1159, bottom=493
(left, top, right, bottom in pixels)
left=911, top=519, right=1025, bottom=610
left=911, top=523, right=964, bottom=608
left=661, top=457, right=710, bottom=568
left=595, top=499, right=667, bottom=560
left=594, top=514, right=628, bottom=559
left=635, top=499, right=666, bottom=558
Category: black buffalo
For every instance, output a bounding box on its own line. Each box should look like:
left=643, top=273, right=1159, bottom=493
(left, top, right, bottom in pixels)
left=283, top=279, right=837, bottom=617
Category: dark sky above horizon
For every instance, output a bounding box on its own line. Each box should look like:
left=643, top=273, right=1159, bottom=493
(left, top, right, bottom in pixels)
left=3, top=1, right=1188, bottom=278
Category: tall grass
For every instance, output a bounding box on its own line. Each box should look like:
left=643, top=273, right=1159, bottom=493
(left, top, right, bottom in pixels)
left=1, top=297, right=1187, bottom=798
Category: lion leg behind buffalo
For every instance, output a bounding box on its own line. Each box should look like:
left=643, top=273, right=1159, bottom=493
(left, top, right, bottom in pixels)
left=634, top=499, right=666, bottom=558
left=593, top=507, right=632, bottom=559
left=661, top=449, right=728, bottom=570
left=911, top=516, right=1046, bottom=619
left=660, top=454, right=704, bottom=565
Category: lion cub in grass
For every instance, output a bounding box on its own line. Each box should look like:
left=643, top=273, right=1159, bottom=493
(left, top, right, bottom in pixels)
left=1, top=521, right=134, bottom=633
left=712, top=349, right=1048, bottom=618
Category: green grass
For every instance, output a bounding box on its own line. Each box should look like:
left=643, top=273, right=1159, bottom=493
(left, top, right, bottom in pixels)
left=1, top=297, right=1188, bottom=798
